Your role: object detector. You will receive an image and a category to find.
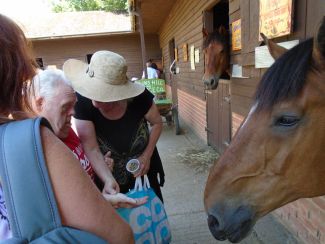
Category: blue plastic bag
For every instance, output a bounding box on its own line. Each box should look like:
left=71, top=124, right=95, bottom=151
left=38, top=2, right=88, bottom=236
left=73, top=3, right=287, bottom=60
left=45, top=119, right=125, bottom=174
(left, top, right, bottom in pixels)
left=117, top=176, right=171, bottom=244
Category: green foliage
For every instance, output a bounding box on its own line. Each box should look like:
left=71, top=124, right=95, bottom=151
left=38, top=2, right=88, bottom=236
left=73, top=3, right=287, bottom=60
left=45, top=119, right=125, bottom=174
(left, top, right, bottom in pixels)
left=51, top=0, right=128, bottom=13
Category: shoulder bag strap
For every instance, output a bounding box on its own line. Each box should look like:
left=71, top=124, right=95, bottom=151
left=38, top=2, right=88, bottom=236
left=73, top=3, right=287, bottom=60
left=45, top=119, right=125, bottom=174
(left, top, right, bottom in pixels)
left=0, top=118, right=61, bottom=241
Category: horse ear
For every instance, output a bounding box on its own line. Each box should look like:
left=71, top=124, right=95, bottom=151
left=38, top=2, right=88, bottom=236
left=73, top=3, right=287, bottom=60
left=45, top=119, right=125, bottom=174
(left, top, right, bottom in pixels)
left=260, top=33, right=288, bottom=60
left=313, top=17, right=325, bottom=69
left=202, top=27, right=209, bottom=38
left=218, top=26, right=227, bottom=36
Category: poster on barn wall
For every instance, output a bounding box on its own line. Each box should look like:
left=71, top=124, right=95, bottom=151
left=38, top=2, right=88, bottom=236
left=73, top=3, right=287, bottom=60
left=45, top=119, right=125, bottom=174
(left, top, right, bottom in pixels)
left=182, top=44, right=188, bottom=62
left=174, top=48, right=178, bottom=62
left=232, top=19, right=241, bottom=51
left=259, top=0, right=293, bottom=40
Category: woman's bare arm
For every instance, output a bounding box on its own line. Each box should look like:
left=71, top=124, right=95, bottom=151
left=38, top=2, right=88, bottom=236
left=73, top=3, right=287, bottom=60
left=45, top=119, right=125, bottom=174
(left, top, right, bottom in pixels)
left=74, top=119, right=120, bottom=194
left=41, top=126, right=134, bottom=244
left=135, top=102, right=163, bottom=177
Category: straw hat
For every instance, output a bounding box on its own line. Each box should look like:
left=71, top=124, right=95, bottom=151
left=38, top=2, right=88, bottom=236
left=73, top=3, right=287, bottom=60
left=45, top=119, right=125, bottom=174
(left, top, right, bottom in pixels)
left=63, top=50, right=145, bottom=102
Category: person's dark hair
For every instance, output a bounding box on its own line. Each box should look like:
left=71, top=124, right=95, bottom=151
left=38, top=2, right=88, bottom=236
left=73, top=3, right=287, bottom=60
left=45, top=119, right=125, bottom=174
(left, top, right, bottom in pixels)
left=0, top=14, right=37, bottom=122
left=151, top=63, right=158, bottom=70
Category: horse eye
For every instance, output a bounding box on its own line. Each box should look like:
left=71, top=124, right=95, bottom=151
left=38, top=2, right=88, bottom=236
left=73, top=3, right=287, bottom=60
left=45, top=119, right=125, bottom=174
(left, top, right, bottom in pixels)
left=274, top=115, right=300, bottom=127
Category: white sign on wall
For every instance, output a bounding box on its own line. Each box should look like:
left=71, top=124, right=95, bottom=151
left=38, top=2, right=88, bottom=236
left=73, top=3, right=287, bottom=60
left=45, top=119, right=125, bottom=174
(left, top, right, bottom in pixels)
left=255, top=40, right=299, bottom=68
left=194, top=49, right=200, bottom=63
left=190, top=45, right=195, bottom=70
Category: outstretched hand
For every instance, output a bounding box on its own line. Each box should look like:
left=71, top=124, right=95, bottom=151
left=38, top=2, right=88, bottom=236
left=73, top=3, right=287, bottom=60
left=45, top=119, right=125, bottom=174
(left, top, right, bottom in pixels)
left=103, top=193, right=148, bottom=208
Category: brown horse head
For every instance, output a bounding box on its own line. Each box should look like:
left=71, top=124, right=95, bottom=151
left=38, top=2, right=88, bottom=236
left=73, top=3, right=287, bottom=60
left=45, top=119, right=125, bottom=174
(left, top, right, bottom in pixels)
left=202, top=26, right=229, bottom=90
left=204, top=17, right=325, bottom=243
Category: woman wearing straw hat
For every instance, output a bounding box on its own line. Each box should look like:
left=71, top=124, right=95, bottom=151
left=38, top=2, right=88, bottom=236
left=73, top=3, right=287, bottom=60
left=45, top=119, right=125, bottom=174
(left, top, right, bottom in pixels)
left=63, top=51, right=165, bottom=201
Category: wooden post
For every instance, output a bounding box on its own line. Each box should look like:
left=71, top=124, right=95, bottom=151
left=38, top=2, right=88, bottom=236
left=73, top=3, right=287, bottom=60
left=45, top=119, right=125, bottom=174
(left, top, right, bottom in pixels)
left=136, top=0, right=147, bottom=79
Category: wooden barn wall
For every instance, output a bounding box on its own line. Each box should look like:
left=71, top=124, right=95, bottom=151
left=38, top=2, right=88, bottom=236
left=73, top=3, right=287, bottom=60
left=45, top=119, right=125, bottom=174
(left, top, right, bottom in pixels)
left=230, top=0, right=325, bottom=243
left=178, top=89, right=207, bottom=142
left=159, top=0, right=218, bottom=142
left=31, top=34, right=160, bottom=79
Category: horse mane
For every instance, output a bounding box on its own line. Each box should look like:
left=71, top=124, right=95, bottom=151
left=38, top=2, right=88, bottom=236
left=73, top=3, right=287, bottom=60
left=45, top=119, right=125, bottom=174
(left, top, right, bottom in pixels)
left=317, top=16, right=325, bottom=58
left=255, top=38, right=314, bottom=111
left=203, top=29, right=229, bottom=50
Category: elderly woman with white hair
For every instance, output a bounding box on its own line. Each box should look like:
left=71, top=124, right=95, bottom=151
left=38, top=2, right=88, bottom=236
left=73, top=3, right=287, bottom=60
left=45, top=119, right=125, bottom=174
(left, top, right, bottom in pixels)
left=32, top=69, right=96, bottom=179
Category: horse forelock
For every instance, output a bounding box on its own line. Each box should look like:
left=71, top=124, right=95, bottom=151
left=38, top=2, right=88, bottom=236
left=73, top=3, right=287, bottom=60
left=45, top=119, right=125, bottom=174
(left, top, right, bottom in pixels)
left=254, top=38, right=314, bottom=112
left=203, top=30, right=229, bottom=50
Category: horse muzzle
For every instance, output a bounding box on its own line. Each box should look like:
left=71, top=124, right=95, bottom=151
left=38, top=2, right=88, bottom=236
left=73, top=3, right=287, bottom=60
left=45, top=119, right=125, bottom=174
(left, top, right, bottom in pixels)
left=206, top=204, right=255, bottom=243
left=203, top=75, right=220, bottom=90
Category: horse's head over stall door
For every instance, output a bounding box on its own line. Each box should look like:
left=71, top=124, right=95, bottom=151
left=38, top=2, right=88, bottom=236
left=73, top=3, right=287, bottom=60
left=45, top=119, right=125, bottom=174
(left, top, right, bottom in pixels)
left=204, top=17, right=325, bottom=243
left=202, top=26, right=230, bottom=90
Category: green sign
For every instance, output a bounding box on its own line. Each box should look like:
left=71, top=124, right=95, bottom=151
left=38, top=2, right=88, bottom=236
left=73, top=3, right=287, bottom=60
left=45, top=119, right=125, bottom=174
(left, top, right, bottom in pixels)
left=138, top=79, right=166, bottom=94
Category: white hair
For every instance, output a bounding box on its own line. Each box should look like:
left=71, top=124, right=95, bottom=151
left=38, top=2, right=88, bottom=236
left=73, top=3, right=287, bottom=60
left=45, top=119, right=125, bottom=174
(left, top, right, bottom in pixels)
left=33, top=69, right=72, bottom=99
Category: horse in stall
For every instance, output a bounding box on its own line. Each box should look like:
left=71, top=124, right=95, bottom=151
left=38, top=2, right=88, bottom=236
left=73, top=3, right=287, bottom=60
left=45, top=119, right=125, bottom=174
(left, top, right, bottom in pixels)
left=204, top=17, right=325, bottom=243
left=202, top=26, right=230, bottom=90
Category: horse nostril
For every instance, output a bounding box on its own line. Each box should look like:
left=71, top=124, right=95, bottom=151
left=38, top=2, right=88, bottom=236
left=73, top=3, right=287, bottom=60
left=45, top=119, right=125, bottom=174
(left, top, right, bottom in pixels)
left=210, top=79, right=215, bottom=86
left=240, top=219, right=251, bottom=228
left=207, top=214, right=227, bottom=241
left=208, top=214, right=219, bottom=228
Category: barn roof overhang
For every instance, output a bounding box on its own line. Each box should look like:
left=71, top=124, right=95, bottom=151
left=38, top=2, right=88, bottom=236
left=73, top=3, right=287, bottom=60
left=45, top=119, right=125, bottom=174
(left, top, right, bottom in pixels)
left=30, top=31, right=137, bottom=42
left=14, top=0, right=175, bottom=41
left=130, top=0, right=175, bottom=34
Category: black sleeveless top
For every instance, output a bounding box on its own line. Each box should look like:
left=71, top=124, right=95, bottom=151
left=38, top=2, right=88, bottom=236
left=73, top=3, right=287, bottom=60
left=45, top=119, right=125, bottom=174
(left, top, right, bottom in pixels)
left=74, top=89, right=165, bottom=191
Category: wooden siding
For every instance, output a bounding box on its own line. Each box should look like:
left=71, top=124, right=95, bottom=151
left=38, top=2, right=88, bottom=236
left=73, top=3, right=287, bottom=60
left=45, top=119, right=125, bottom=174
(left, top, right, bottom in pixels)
left=178, top=89, right=207, bottom=143
left=229, top=0, right=325, bottom=243
left=158, top=0, right=219, bottom=141
left=159, top=0, right=218, bottom=101
left=231, top=112, right=244, bottom=136
left=32, top=33, right=161, bottom=79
